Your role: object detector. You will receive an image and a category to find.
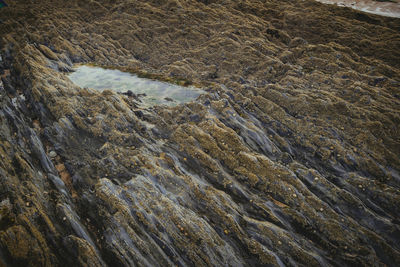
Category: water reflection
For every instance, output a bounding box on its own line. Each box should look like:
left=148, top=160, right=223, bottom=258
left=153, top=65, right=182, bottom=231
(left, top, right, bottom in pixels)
left=68, top=65, right=204, bottom=107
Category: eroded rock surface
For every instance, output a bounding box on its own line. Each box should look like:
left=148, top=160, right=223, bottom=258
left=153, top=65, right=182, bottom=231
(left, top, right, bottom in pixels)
left=0, top=0, right=399, bottom=266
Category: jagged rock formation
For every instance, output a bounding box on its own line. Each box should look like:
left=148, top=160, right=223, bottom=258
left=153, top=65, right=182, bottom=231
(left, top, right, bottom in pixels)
left=0, top=0, right=399, bottom=266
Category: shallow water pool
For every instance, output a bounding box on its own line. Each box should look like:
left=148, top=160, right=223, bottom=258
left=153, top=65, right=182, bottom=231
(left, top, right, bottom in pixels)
left=68, top=65, right=204, bottom=107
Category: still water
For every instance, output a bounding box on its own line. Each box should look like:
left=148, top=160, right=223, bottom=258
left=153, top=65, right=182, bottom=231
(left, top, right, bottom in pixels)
left=68, top=65, right=204, bottom=107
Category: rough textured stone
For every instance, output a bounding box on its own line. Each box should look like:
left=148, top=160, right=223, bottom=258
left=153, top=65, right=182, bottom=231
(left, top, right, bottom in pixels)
left=0, top=0, right=399, bottom=266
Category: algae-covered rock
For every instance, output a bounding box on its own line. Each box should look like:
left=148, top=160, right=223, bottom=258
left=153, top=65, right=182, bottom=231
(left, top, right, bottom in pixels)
left=0, top=0, right=399, bottom=266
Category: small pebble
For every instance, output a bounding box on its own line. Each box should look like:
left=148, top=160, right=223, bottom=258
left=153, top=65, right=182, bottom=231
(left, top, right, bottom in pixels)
left=49, top=151, right=57, bottom=158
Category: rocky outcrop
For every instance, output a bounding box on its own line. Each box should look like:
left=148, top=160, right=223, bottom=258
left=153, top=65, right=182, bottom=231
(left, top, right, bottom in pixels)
left=0, top=0, right=399, bottom=266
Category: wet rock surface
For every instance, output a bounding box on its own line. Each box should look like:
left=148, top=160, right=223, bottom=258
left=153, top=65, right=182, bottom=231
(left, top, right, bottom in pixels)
left=315, top=0, right=400, bottom=18
left=0, top=0, right=399, bottom=266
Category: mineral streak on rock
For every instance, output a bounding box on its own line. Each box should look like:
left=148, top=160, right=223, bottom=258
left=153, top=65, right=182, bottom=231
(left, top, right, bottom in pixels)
left=0, top=0, right=399, bottom=266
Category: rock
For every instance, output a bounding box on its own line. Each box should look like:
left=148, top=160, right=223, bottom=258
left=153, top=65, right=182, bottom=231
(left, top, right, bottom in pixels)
left=49, top=151, right=57, bottom=158
left=123, top=90, right=135, bottom=97
left=0, top=0, right=399, bottom=266
left=189, top=114, right=200, bottom=122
